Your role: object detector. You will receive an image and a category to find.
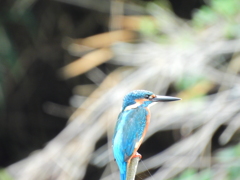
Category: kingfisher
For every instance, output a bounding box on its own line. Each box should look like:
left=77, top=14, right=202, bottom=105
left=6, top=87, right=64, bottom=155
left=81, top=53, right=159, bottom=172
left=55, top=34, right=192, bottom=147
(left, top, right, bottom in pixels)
left=112, top=90, right=181, bottom=180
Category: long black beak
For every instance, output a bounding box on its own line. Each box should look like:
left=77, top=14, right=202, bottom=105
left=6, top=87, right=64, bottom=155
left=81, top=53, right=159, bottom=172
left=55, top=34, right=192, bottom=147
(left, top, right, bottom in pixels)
left=150, top=95, right=181, bottom=102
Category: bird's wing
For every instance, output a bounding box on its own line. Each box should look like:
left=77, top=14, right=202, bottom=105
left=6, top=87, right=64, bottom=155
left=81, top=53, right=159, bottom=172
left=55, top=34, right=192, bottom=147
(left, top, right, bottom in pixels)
left=112, top=112, right=124, bottom=144
left=113, top=107, right=147, bottom=161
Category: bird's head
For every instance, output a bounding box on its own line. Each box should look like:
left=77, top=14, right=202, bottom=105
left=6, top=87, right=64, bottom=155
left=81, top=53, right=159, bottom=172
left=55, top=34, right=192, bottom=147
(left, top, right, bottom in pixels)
left=122, top=90, right=181, bottom=111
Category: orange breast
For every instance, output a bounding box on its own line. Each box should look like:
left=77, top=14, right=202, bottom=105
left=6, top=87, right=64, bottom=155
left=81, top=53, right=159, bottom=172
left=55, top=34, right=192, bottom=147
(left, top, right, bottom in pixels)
left=142, top=107, right=151, bottom=140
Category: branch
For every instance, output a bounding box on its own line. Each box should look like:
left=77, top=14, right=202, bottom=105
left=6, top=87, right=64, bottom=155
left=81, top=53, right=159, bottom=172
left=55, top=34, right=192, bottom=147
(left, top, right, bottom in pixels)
left=127, top=157, right=140, bottom=180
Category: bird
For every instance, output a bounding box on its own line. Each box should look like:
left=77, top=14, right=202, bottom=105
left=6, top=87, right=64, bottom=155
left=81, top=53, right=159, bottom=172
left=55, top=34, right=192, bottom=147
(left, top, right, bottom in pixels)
left=112, top=90, right=181, bottom=180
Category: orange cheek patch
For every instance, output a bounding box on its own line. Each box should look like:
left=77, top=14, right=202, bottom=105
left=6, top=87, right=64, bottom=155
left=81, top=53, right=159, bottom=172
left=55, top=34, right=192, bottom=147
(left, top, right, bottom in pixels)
left=149, top=94, right=156, bottom=99
left=135, top=99, right=147, bottom=104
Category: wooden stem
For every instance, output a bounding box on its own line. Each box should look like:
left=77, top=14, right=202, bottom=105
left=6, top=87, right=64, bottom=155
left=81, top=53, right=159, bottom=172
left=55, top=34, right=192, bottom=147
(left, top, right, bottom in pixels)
left=126, top=157, right=140, bottom=180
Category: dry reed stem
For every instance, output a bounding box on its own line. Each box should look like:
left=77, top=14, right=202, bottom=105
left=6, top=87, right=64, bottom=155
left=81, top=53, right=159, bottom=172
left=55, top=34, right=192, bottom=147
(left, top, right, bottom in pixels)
left=59, top=48, right=113, bottom=79
left=73, top=30, right=136, bottom=48
left=127, top=157, right=141, bottom=180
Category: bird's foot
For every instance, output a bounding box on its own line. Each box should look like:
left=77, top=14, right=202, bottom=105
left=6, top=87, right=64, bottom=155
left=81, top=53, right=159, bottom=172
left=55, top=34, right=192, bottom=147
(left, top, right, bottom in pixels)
left=132, top=152, right=142, bottom=159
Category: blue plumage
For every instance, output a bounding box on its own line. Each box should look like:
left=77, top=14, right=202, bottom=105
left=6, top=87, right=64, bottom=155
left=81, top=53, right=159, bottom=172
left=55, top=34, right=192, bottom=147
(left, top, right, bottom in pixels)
left=113, top=105, right=148, bottom=180
left=113, top=90, right=153, bottom=180
left=112, top=90, right=181, bottom=180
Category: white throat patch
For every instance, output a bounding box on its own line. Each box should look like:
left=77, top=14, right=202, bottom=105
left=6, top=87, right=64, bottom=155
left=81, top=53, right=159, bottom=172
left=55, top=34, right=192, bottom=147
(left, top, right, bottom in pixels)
left=123, top=102, right=157, bottom=111
left=124, top=103, right=141, bottom=111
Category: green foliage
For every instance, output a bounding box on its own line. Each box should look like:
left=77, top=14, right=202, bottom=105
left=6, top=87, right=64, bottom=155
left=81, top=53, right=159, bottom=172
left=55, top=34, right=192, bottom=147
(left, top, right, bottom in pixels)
left=192, top=0, right=240, bottom=38
left=139, top=17, right=158, bottom=36
left=0, top=5, right=37, bottom=109
left=212, top=0, right=240, bottom=17
left=178, top=168, right=197, bottom=180
left=197, top=169, right=212, bottom=180
left=192, top=5, right=218, bottom=29
left=0, top=169, right=13, bottom=180
left=216, top=144, right=240, bottom=179
left=175, top=74, right=205, bottom=91
left=170, top=143, right=240, bottom=180
left=228, top=165, right=240, bottom=180
left=216, top=143, right=240, bottom=162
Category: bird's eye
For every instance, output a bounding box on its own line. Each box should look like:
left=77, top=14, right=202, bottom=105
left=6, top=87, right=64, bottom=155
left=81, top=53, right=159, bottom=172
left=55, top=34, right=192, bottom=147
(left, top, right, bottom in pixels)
left=144, top=95, right=150, bottom=99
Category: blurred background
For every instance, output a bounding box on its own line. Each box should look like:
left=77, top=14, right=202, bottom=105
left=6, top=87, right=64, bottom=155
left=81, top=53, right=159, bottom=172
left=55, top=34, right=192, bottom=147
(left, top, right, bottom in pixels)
left=1, top=0, right=240, bottom=179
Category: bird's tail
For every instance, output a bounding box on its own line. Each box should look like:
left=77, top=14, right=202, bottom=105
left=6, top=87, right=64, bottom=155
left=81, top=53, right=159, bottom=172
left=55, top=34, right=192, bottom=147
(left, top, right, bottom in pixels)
left=120, top=161, right=127, bottom=180
left=120, top=173, right=126, bottom=180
